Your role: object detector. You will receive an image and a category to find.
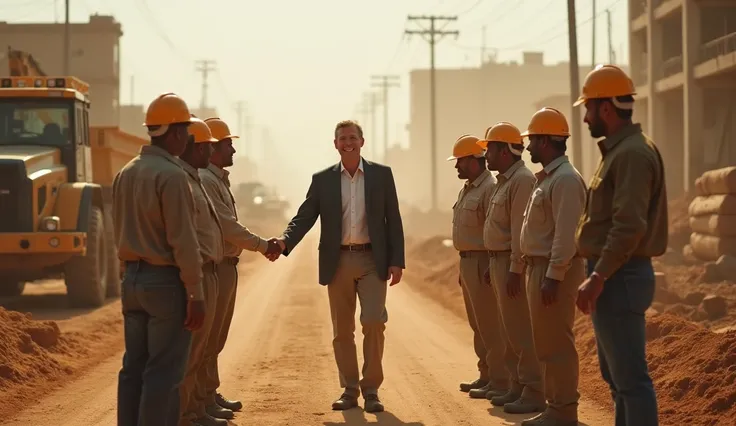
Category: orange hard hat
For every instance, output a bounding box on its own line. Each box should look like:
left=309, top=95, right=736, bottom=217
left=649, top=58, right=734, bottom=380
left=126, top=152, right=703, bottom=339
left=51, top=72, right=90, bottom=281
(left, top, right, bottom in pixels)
left=477, top=122, right=523, bottom=148
left=204, top=117, right=239, bottom=141
left=573, top=64, right=636, bottom=107
left=188, top=116, right=218, bottom=143
left=521, top=107, right=570, bottom=138
left=143, top=93, right=192, bottom=126
left=447, top=134, right=484, bottom=161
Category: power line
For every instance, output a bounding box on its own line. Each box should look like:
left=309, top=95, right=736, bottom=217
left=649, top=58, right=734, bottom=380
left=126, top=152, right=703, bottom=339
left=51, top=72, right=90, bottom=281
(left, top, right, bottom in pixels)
left=371, top=75, right=400, bottom=162
left=405, top=15, right=459, bottom=213
left=194, top=60, right=217, bottom=110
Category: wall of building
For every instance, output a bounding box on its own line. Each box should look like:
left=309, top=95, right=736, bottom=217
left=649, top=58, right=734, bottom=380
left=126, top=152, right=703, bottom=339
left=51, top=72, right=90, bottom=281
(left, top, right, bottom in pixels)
left=0, top=15, right=122, bottom=127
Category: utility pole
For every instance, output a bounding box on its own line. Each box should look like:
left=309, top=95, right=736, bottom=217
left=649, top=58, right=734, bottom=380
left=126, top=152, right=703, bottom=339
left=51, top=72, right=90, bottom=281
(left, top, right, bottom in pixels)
left=370, top=75, right=400, bottom=162
left=360, top=91, right=380, bottom=160
left=405, top=15, right=459, bottom=212
left=63, top=0, right=70, bottom=75
left=591, top=0, right=596, bottom=69
left=607, top=9, right=615, bottom=63
left=233, top=101, right=250, bottom=157
left=130, top=75, right=135, bottom=104
left=481, top=25, right=487, bottom=65
left=567, top=0, right=583, bottom=175
left=194, top=60, right=217, bottom=110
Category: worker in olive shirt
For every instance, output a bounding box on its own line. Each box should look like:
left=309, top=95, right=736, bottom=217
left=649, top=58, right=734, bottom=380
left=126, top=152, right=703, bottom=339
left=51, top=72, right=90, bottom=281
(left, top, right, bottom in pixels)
left=575, top=65, right=667, bottom=426
left=519, top=107, right=587, bottom=426
left=114, top=93, right=206, bottom=426
left=178, top=117, right=226, bottom=426
left=199, top=118, right=281, bottom=420
left=478, top=122, right=544, bottom=414
left=449, top=134, right=510, bottom=400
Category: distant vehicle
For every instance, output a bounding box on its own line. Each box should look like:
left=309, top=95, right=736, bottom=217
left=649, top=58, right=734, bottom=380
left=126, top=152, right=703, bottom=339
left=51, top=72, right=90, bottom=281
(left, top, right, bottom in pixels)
left=233, top=182, right=290, bottom=222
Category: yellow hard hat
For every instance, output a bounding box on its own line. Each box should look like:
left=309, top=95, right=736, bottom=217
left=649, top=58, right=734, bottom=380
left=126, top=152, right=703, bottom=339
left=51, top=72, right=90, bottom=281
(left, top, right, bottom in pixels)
left=204, top=117, right=239, bottom=141
left=573, top=64, right=636, bottom=107
left=143, top=93, right=192, bottom=126
left=447, top=134, right=484, bottom=161
left=520, top=107, right=570, bottom=138
left=477, top=122, right=523, bottom=148
left=188, top=116, right=218, bottom=143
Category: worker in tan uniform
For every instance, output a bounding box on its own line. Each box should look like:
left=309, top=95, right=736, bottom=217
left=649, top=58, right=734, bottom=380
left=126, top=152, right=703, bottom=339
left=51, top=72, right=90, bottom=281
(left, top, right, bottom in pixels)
left=114, top=93, right=206, bottom=426
left=477, top=122, right=545, bottom=414
left=449, top=134, right=510, bottom=400
left=199, top=118, right=281, bottom=420
left=178, top=117, right=226, bottom=426
left=518, top=107, right=587, bottom=426
left=574, top=65, right=666, bottom=426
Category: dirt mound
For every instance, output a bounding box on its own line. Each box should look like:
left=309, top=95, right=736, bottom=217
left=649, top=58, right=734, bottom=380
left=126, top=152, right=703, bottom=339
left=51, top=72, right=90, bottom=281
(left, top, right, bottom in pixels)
left=0, top=307, right=72, bottom=389
left=578, top=313, right=736, bottom=425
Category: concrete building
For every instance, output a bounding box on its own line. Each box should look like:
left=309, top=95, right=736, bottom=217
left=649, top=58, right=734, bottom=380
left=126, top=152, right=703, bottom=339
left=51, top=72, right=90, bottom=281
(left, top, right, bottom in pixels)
left=408, top=53, right=624, bottom=210
left=0, top=15, right=123, bottom=127
left=629, top=0, right=736, bottom=198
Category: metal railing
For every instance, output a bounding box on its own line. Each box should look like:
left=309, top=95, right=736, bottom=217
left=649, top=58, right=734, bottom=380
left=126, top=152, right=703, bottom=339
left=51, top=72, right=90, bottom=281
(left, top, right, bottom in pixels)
left=699, top=32, right=736, bottom=63
left=660, top=55, right=683, bottom=79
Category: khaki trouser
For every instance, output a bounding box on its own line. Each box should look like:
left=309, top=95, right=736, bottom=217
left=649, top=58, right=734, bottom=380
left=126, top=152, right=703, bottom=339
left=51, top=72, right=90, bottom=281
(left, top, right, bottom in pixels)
left=459, top=251, right=510, bottom=390
left=525, top=256, right=584, bottom=421
left=203, top=261, right=238, bottom=407
left=328, top=251, right=388, bottom=397
left=489, top=252, right=544, bottom=401
left=180, top=266, right=219, bottom=425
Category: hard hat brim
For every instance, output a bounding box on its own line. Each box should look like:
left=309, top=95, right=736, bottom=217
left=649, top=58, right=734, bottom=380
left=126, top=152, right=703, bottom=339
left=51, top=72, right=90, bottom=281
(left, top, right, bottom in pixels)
left=446, top=155, right=458, bottom=161
left=519, top=130, right=530, bottom=137
left=217, top=134, right=240, bottom=140
left=476, top=139, right=489, bottom=148
left=194, top=137, right=218, bottom=143
left=572, top=96, right=586, bottom=107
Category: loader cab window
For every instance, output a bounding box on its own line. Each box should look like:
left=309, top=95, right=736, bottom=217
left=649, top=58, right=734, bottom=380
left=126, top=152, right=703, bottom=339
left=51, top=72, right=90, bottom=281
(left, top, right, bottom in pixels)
left=0, top=99, right=74, bottom=147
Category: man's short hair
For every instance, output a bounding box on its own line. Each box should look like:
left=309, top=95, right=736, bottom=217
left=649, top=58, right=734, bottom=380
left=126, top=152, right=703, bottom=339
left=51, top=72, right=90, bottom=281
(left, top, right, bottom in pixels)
left=612, top=95, right=634, bottom=120
left=549, top=136, right=568, bottom=153
left=334, top=120, right=364, bottom=139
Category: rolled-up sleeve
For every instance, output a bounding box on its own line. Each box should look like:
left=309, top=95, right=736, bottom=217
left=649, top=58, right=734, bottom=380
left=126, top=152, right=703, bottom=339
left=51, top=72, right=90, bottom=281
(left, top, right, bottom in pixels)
left=160, top=173, right=204, bottom=300
left=200, top=174, right=268, bottom=254
left=546, top=174, right=586, bottom=281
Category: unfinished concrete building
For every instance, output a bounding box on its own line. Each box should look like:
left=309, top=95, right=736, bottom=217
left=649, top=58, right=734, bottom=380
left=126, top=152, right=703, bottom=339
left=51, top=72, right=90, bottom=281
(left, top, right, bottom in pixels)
left=629, top=0, right=736, bottom=198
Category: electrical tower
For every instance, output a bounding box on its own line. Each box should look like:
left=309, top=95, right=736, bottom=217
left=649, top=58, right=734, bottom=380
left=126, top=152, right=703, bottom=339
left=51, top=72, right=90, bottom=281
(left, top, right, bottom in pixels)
left=371, top=75, right=400, bottom=163
left=195, top=60, right=217, bottom=110
left=405, top=15, right=459, bottom=212
left=566, top=0, right=583, bottom=176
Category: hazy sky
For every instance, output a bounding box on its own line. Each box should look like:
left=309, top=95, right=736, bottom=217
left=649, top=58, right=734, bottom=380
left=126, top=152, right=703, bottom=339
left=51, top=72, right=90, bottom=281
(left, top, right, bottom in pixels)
left=5, top=0, right=629, bottom=200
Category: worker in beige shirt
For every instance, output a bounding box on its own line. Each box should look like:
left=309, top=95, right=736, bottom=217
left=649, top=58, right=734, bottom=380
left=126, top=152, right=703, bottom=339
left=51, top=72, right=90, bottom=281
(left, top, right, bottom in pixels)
left=178, top=117, right=227, bottom=426
left=199, top=118, right=281, bottom=420
left=518, top=107, right=587, bottom=426
left=114, top=93, right=205, bottom=426
left=449, top=135, right=510, bottom=400
left=478, top=122, right=545, bottom=414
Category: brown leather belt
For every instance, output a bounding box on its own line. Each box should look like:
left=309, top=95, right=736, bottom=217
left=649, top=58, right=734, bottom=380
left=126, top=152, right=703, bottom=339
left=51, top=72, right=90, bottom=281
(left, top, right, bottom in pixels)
left=459, top=250, right=488, bottom=258
left=488, top=250, right=511, bottom=258
left=221, top=257, right=239, bottom=265
left=340, top=243, right=372, bottom=252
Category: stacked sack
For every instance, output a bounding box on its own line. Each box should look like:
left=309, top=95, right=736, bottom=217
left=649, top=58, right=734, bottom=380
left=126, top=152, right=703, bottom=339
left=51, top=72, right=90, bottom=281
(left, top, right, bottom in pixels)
left=685, top=166, right=736, bottom=262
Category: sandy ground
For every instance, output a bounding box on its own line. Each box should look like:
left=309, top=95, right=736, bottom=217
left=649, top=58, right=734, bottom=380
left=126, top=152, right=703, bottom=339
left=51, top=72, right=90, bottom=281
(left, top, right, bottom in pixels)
left=1, top=242, right=613, bottom=426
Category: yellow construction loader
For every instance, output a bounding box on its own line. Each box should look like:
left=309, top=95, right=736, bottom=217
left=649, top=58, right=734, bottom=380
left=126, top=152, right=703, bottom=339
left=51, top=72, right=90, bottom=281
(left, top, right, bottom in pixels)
left=0, top=74, right=145, bottom=307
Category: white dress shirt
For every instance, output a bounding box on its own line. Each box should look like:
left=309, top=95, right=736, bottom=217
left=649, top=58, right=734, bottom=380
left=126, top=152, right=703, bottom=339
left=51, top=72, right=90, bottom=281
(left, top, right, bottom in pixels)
left=340, top=159, right=370, bottom=245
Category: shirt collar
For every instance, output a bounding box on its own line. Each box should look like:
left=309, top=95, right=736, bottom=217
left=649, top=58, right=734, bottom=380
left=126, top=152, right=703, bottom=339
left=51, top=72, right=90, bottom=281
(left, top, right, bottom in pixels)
left=340, top=157, right=364, bottom=174
left=535, top=155, right=569, bottom=182
left=499, top=159, right=525, bottom=182
left=598, top=123, right=642, bottom=155
left=467, top=169, right=491, bottom=188
left=176, top=158, right=200, bottom=181
left=140, top=145, right=179, bottom=164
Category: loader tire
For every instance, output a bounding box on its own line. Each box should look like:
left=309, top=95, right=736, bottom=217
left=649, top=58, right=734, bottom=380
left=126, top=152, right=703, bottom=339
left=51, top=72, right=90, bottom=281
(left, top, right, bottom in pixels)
left=65, top=206, right=108, bottom=308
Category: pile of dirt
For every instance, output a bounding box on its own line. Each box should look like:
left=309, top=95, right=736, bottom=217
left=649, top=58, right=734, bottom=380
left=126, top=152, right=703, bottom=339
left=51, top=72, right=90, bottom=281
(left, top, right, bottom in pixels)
left=405, top=236, right=736, bottom=425
left=0, top=307, right=71, bottom=389
left=577, top=313, right=736, bottom=425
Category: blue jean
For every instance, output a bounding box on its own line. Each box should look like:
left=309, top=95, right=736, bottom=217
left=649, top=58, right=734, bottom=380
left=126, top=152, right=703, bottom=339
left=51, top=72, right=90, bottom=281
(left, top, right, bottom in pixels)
left=587, top=257, right=659, bottom=426
left=117, top=261, right=192, bottom=426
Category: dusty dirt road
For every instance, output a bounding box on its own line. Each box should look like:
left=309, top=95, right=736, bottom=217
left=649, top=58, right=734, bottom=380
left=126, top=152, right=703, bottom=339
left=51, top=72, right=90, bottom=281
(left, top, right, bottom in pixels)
left=4, top=244, right=613, bottom=426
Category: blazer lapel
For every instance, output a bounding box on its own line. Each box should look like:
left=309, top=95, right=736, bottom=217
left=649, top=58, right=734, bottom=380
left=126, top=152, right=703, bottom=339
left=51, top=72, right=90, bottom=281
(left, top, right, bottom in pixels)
left=332, top=162, right=342, bottom=217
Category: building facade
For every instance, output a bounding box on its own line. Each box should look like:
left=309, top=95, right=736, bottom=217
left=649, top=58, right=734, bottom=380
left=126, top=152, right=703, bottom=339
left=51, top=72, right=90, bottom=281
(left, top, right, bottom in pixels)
left=407, top=52, right=619, bottom=211
left=629, top=0, right=736, bottom=197
left=0, top=15, right=123, bottom=127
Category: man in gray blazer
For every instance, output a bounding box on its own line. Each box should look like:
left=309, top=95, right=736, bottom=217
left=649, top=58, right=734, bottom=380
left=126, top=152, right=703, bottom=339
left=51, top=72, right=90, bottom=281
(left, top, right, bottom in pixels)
left=273, top=119, right=405, bottom=413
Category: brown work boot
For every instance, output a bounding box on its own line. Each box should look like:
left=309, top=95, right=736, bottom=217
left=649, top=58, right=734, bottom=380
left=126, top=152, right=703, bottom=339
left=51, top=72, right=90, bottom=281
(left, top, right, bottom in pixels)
left=468, top=383, right=507, bottom=399
left=363, top=394, right=385, bottom=413
left=216, top=392, right=243, bottom=411
left=503, top=396, right=546, bottom=414
left=205, top=404, right=234, bottom=420
left=521, top=412, right=578, bottom=426
left=331, top=393, right=359, bottom=410
left=460, top=378, right=489, bottom=393
left=194, top=413, right=228, bottom=426
left=490, top=389, right=522, bottom=407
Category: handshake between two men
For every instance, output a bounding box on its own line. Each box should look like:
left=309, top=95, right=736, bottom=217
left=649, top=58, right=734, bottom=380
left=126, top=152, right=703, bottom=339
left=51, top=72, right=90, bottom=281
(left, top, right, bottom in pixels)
left=263, top=237, right=286, bottom=261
